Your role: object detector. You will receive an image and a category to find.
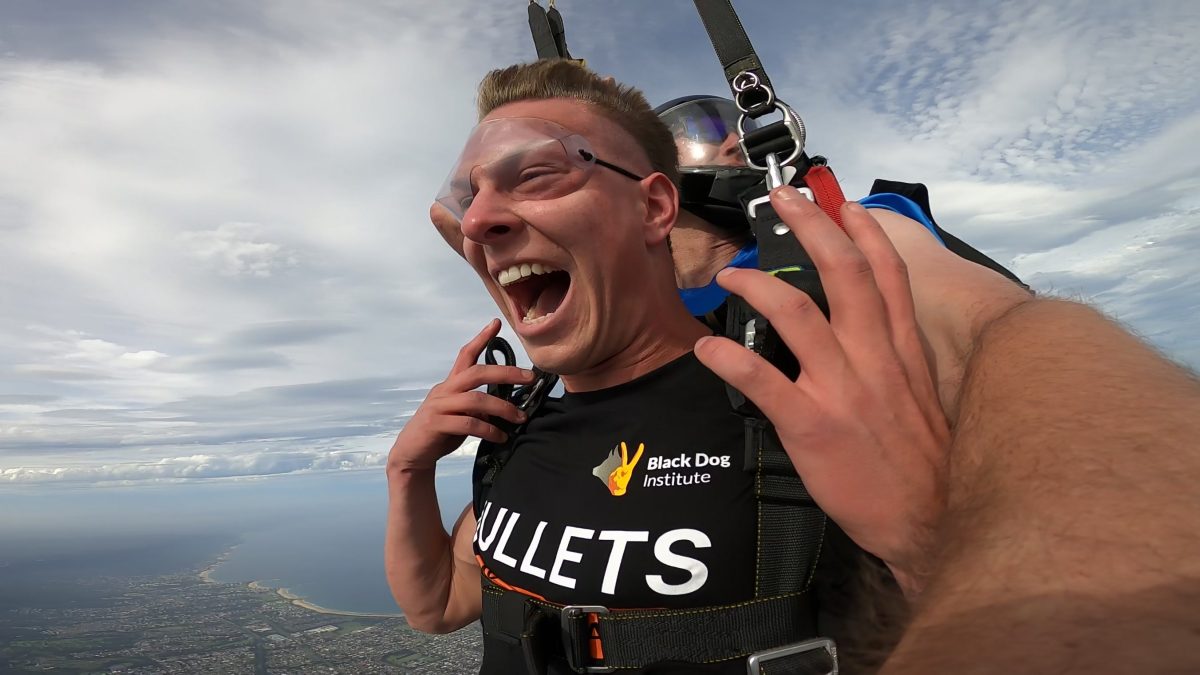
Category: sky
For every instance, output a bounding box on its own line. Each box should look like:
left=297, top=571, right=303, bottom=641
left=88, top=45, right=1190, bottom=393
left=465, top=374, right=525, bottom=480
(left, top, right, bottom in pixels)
left=2, top=0, right=1198, bottom=486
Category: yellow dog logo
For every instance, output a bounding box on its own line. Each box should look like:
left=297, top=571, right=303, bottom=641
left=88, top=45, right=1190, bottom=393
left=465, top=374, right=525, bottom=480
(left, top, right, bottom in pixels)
left=591, top=442, right=644, bottom=496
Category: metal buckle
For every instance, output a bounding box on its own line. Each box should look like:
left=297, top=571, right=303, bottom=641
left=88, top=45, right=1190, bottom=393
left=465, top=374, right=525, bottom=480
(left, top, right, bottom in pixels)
left=746, top=169, right=811, bottom=221
left=737, top=99, right=807, bottom=173
left=746, top=637, right=838, bottom=675
left=560, top=605, right=613, bottom=673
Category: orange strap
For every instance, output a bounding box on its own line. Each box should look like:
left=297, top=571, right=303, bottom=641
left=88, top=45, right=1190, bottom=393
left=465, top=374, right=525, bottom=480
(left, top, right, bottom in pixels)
left=588, top=612, right=604, bottom=659
left=804, top=165, right=847, bottom=229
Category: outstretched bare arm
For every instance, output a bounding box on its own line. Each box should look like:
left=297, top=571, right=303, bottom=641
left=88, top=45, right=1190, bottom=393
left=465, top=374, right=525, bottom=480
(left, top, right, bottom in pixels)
left=881, top=299, right=1200, bottom=674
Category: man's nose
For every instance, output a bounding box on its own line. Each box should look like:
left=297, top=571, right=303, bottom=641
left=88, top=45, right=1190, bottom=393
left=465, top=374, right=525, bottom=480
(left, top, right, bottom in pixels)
left=459, top=187, right=525, bottom=245
left=717, top=132, right=745, bottom=165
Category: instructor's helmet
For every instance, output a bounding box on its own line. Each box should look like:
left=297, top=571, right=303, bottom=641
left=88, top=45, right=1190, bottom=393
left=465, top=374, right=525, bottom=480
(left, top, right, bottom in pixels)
left=655, top=95, right=765, bottom=232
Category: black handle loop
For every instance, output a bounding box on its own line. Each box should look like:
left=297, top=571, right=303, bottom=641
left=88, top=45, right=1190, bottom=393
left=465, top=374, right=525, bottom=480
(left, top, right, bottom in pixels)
left=485, top=336, right=518, bottom=401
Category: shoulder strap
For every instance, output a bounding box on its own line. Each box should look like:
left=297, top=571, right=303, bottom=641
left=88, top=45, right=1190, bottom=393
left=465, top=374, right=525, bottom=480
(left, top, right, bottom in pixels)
left=526, top=2, right=561, bottom=60
left=692, top=0, right=774, bottom=116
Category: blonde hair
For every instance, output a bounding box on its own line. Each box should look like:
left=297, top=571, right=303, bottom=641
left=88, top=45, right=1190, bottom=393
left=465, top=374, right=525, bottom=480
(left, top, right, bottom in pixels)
left=476, top=59, right=680, bottom=186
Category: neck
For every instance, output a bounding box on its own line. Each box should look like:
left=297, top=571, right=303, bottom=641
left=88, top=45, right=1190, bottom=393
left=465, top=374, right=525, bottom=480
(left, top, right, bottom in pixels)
left=559, top=260, right=712, bottom=393
left=671, top=211, right=748, bottom=288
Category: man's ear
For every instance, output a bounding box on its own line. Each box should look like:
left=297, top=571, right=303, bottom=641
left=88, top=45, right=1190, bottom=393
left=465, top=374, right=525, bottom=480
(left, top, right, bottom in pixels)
left=641, top=173, right=678, bottom=246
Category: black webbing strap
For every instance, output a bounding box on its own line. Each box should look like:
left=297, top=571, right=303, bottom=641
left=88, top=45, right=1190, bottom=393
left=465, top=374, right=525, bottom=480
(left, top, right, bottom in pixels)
left=546, top=4, right=572, bottom=59
left=481, top=580, right=821, bottom=671
left=692, top=0, right=775, bottom=115
left=750, top=418, right=827, bottom=598
left=749, top=202, right=816, bottom=271
left=528, top=2, right=561, bottom=59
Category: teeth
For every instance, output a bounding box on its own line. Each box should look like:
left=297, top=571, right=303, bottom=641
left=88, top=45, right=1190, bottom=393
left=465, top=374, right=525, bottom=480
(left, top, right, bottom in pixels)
left=497, top=262, right=559, bottom=287
left=523, top=308, right=555, bottom=325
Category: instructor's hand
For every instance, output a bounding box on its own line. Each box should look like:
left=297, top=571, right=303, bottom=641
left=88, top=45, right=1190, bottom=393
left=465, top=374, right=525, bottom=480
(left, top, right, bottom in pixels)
left=388, top=319, right=534, bottom=473
left=694, top=188, right=950, bottom=597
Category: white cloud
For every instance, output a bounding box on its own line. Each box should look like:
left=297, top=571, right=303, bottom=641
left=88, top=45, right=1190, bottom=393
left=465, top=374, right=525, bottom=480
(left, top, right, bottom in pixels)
left=0, top=449, right=387, bottom=483
left=180, top=222, right=298, bottom=278
left=1, top=0, right=1197, bottom=482
left=0, top=436, right=481, bottom=484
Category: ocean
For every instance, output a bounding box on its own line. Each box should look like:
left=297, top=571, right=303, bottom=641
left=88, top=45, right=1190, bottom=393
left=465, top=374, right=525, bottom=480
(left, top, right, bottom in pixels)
left=206, top=465, right=476, bottom=615
left=0, top=461, right=477, bottom=616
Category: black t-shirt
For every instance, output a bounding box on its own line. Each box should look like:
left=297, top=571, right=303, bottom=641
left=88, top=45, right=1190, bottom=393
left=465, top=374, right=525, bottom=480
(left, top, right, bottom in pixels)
left=475, top=352, right=758, bottom=673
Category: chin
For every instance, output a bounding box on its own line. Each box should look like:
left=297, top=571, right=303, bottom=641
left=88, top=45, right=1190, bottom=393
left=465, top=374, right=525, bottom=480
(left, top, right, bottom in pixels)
left=519, top=340, right=589, bottom=378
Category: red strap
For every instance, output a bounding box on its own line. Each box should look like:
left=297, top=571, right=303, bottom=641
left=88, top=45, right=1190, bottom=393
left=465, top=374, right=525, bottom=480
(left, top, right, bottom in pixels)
left=804, top=165, right=847, bottom=229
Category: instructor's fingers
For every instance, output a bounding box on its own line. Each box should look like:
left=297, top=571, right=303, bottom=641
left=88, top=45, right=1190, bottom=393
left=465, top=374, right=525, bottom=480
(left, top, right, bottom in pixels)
left=770, top=189, right=891, bottom=344
left=694, top=334, right=815, bottom=425
left=450, top=319, right=503, bottom=374
left=713, top=268, right=846, bottom=383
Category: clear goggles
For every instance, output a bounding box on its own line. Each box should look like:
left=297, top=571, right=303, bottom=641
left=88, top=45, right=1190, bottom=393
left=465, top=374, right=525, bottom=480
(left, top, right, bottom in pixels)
left=435, top=117, right=644, bottom=221
left=657, top=96, right=758, bottom=167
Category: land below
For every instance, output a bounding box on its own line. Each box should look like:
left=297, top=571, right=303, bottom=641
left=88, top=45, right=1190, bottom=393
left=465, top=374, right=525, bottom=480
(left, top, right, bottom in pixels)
left=0, top=556, right=482, bottom=674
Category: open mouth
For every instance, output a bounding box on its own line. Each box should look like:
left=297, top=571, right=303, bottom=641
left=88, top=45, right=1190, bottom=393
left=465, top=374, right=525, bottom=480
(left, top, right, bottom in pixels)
left=497, top=263, right=571, bottom=325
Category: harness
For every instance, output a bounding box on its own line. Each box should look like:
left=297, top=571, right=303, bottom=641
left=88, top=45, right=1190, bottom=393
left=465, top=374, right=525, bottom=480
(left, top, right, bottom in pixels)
left=473, top=337, right=837, bottom=675
left=469, top=3, right=1026, bottom=673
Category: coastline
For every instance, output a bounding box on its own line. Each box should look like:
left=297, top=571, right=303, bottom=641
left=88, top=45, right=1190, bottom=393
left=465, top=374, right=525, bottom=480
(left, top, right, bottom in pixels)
left=274, top=586, right=401, bottom=618
left=198, top=544, right=239, bottom=583
left=198, top=545, right=399, bottom=618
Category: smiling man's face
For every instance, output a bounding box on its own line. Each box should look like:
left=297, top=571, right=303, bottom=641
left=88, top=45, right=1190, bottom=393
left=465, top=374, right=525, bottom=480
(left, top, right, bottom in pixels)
left=439, top=98, right=674, bottom=377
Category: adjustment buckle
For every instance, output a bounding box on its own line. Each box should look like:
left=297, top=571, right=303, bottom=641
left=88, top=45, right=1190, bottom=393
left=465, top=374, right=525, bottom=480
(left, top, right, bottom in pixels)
left=561, top=605, right=613, bottom=673
left=746, top=637, right=838, bottom=675
left=746, top=179, right=811, bottom=220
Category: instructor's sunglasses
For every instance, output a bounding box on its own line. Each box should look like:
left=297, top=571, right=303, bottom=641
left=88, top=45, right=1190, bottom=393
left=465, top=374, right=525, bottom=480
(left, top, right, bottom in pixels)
left=436, top=118, right=645, bottom=220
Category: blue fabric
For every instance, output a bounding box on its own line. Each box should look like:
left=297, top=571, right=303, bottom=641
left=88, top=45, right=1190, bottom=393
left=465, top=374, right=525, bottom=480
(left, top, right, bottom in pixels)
left=858, top=193, right=945, bottom=245
left=678, top=193, right=944, bottom=316
left=679, top=242, right=758, bottom=315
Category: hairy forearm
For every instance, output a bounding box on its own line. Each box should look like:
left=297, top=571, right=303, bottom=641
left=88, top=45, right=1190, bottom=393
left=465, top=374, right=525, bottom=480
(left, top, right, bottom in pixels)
left=384, top=466, right=475, bottom=633
left=882, top=299, right=1200, bottom=673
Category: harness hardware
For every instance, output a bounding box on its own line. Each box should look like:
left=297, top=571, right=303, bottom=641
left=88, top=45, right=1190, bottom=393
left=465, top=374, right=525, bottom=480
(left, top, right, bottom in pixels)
left=561, top=605, right=613, bottom=673
left=747, top=637, right=839, bottom=675
left=736, top=97, right=807, bottom=176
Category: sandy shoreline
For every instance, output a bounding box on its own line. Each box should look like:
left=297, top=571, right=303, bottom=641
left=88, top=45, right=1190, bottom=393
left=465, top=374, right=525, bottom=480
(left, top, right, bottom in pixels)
left=197, top=545, right=238, bottom=583
left=197, top=546, right=399, bottom=618
left=274, top=587, right=400, bottom=618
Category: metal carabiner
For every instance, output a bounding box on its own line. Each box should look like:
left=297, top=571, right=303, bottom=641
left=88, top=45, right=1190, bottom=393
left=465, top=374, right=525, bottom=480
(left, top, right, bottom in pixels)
left=736, top=98, right=807, bottom=178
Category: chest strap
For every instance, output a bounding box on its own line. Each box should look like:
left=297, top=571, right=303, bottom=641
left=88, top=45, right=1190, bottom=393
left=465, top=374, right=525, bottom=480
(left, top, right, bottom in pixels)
left=481, top=578, right=834, bottom=673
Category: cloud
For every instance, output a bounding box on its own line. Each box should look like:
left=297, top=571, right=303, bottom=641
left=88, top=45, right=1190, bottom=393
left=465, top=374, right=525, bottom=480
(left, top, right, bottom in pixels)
left=1, top=437, right=479, bottom=484
left=167, top=351, right=292, bottom=372
left=0, top=450, right=388, bottom=483
left=222, top=320, right=353, bottom=348
left=179, top=222, right=298, bottom=278
left=1, top=0, right=1197, bottom=483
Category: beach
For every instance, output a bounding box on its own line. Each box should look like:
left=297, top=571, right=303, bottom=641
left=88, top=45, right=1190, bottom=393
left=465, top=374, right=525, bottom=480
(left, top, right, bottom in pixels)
left=201, top=553, right=400, bottom=618
left=274, top=586, right=400, bottom=618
